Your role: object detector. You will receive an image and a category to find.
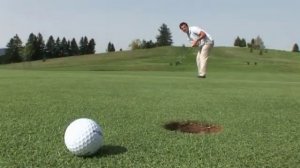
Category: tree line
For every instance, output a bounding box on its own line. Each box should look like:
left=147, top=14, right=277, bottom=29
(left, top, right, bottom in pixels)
left=234, top=36, right=300, bottom=53
left=234, top=36, right=266, bottom=55
left=1, top=33, right=96, bottom=64
left=234, top=36, right=265, bottom=49
left=1, top=23, right=174, bottom=64
left=107, top=23, right=173, bottom=52
left=128, top=23, right=173, bottom=50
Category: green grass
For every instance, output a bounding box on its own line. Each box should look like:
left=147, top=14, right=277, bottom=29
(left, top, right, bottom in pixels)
left=0, top=47, right=300, bottom=167
left=0, top=47, right=195, bottom=71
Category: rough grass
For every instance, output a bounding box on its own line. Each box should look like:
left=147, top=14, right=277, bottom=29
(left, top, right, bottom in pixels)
left=0, top=47, right=299, bottom=167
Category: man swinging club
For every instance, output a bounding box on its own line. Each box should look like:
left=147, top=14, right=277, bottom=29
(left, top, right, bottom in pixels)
left=179, top=22, right=214, bottom=78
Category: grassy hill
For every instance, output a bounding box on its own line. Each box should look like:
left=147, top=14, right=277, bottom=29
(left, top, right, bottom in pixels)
left=1, top=46, right=299, bottom=73
left=0, top=47, right=300, bottom=167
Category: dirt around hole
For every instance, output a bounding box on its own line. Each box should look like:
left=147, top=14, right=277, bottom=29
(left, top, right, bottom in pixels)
left=164, top=121, right=222, bottom=134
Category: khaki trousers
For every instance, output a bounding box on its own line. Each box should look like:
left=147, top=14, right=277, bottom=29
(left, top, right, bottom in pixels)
left=196, top=44, right=213, bottom=76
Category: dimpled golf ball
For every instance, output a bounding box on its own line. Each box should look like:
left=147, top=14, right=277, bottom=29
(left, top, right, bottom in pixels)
left=64, top=118, right=104, bottom=156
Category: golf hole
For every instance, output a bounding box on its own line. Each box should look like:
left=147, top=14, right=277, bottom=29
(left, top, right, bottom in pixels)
left=164, top=121, right=222, bottom=134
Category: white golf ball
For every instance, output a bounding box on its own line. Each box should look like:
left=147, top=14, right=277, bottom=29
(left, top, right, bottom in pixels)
left=64, top=118, right=104, bottom=156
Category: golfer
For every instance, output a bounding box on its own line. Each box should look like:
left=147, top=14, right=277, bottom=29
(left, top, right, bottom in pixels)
left=179, top=22, right=214, bottom=78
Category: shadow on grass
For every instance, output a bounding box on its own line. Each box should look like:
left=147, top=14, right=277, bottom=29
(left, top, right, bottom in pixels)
left=91, top=145, right=128, bottom=158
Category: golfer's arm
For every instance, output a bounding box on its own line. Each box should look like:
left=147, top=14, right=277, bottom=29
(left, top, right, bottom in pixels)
left=196, top=31, right=206, bottom=43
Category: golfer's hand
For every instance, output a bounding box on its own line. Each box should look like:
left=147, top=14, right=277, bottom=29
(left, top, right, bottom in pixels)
left=191, top=40, right=198, bottom=47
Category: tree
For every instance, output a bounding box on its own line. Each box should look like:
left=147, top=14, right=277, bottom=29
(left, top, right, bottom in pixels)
left=5, top=34, right=23, bottom=63
left=240, top=38, right=246, bottom=47
left=254, top=36, right=265, bottom=50
left=54, top=37, right=61, bottom=57
left=36, top=33, right=45, bottom=61
left=141, top=39, right=156, bottom=49
left=255, top=36, right=265, bottom=55
left=249, top=38, right=255, bottom=47
left=24, top=33, right=38, bottom=61
left=79, top=37, right=84, bottom=55
left=79, top=36, right=89, bottom=55
left=234, top=36, right=246, bottom=47
left=67, top=40, right=71, bottom=56
left=129, top=39, right=142, bottom=50
left=234, top=36, right=241, bottom=47
left=88, top=39, right=96, bottom=54
left=45, top=36, right=56, bottom=59
left=247, top=36, right=266, bottom=54
left=156, top=23, right=173, bottom=46
left=107, top=42, right=115, bottom=52
left=292, top=43, right=299, bottom=52
left=61, top=37, right=69, bottom=56
left=70, top=38, right=79, bottom=56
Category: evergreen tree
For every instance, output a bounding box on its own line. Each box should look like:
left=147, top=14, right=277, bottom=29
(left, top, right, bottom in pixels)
left=234, top=36, right=241, bottom=47
left=292, top=43, right=299, bottom=52
left=234, top=36, right=246, bottom=47
left=141, top=40, right=147, bottom=49
left=36, top=33, right=45, bottom=60
left=156, top=23, right=173, bottom=46
left=83, top=37, right=89, bottom=54
left=79, top=36, right=89, bottom=55
left=88, top=38, right=96, bottom=54
left=67, top=40, right=71, bottom=56
left=45, top=36, right=55, bottom=59
left=240, top=38, right=247, bottom=47
left=70, top=38, right=79, bottom=56
left=5, top=34, right=23, bottom=63
left=61, top=37, right=69, bottom=56
left=107, top=42, right=115, bottom=52
left=107, top=42, right=111, bottom=52
left=111, top=43, right=115, bottom=52
left=24, top=33, right=38, bottom=61
left=54, top=37, right=61, bottom=57
left=148, top=40, right=156, bottom=48
left=141, top=39, right=156, bottom=49
left=79, top=37, right=84, bottom=55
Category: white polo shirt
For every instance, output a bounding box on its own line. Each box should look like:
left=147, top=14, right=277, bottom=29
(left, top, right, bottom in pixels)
left=187, top=26, right=214, bottom=46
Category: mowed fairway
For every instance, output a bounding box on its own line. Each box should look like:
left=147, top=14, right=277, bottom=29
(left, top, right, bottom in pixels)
left=0, top=47, right=300, bottom=167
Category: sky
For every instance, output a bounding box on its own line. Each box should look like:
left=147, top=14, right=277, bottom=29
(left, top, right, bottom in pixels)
left=0, top=0, right=299, bottom=53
